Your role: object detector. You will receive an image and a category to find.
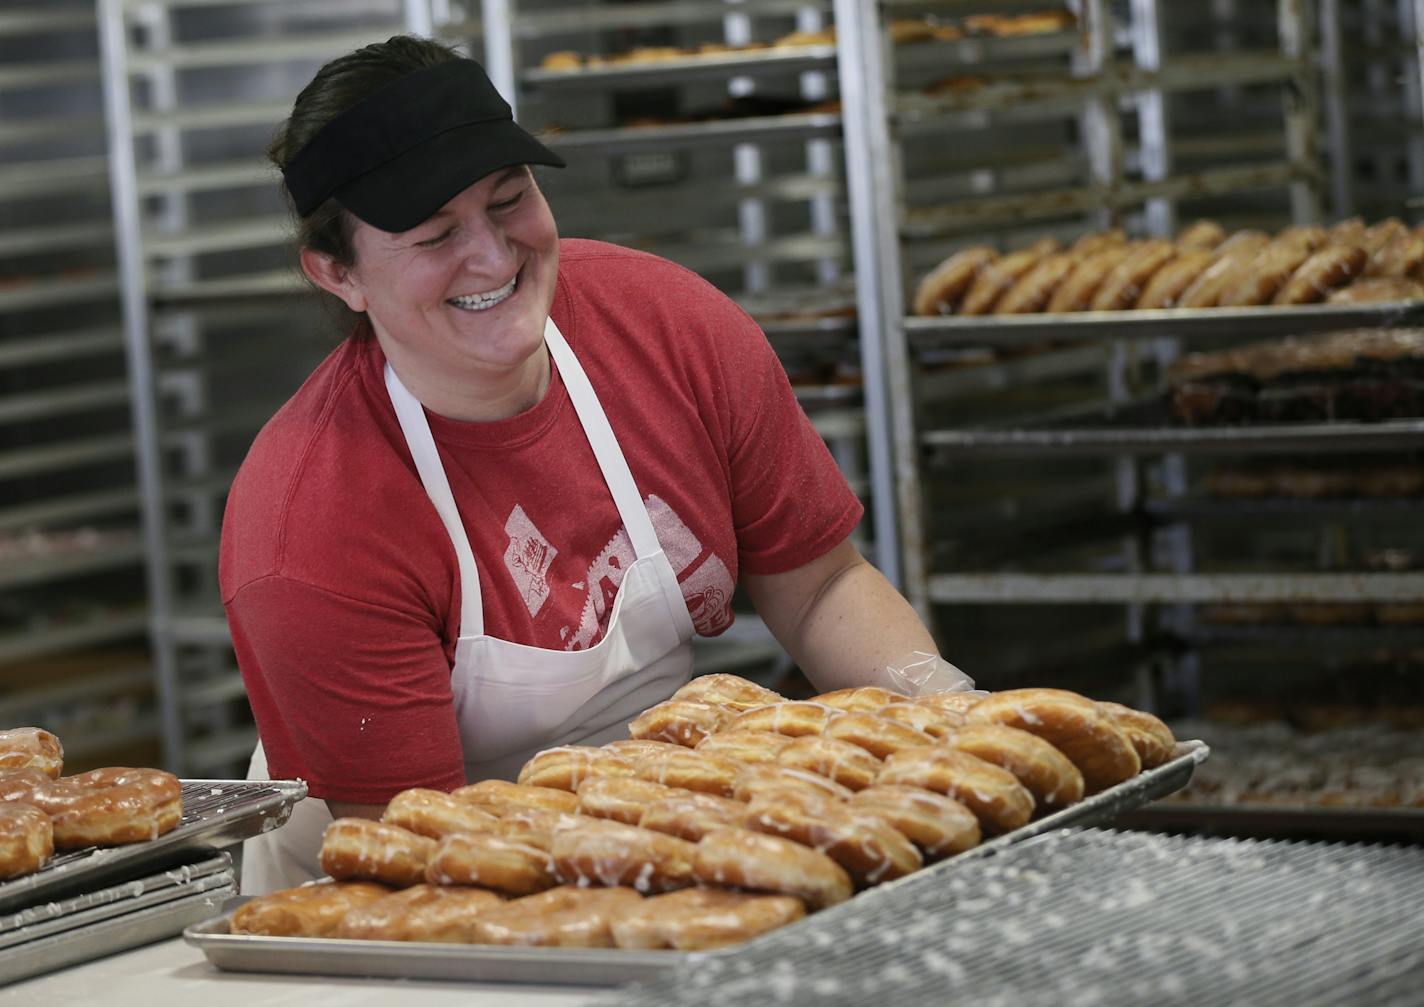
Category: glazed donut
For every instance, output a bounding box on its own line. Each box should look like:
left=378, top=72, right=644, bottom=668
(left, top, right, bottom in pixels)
left=941, top=723, right=1085, bottom=809
left=1089, top=240, right=1177, bottom=311
left=743, top=788, right=921, bottom=887
left=876, top=748, right=1034, bottom=834
left=694, top=730, right=794, bottom=764
left=470, top=885, right=644, bottom=947
left=1176, top=219, right=1227, bottom=250
left=693, top=828, right=852, bottom=910
left=848, top=785, right=980, bottom=859
left=425, top=832, right=558, bottom=896
left=638, top=792, right=748, bottom=842
left=381, top=788, right=500, bottom=840
left=336, top=883, right=505, bottom=942
left=550, top=819, right=698, bottom=893
left=1177, top=233, right=1273, bottom=308
left=230, top=881, right=393, bottom=937
left=965, top=688, right=1140, bottom=793
left=320, top=818, right=437, bottom=887
left=1327, top=217, right=1367, bottom=247
left=30, top=767, right=183, bottom=848
left=1327, top=277, right=1424, bottom=303
left=627, top=700, right=734, bottom=747
left=452, top=780, right=579, bottom=816
left=670, top=674, right=784, bottom=712
left=0, top=768, right=53, bottom=804
left=602, top=739, right=689, bottom=761
left=631, top=750, right=741, bottom=798
left=876, top=702, right=962, bottom=739
left=810, top=687, right=907, bottom=713
left=611, top=887, right=805, bottom=950
left=1046, top=244, right=1135, bottom=312
left=1218, top=240, right=1314, bottom=306
left=516, top=746, right=636, bottom=792
left=1272, top=244, right=1367, bottom=304
left=1135, top=249, right=1215, bottom=309
left=0, top=728, right=63, bottom=778
left=1364, top=218, right=1408, bottom=256
left=995, top=253, right=1078, bottom=315
left=733, top=763, right=853, bottom=804
left=727, top=702, right=842, bottom=737
left=822, top=712, right=935, bottom=758
left=959, top=248, right=1047, bottom=315
left=0, top=803, right=53, bottom=879
left=1097, top=702, right=1177, bottom=769
left=775, top=735, right=883, bottom=791
left=1068, top=229, right=1126, bottom=256
left=912, top=246, right=998, bottom=316
left=914, top=691, right=985, bottom=718
left=493, top=808, right=598, bottom=852
left=576, top=776, right=683, bottom=825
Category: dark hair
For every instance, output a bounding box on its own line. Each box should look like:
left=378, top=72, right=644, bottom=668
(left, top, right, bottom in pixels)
left=269, top=35, right=463, bottom=269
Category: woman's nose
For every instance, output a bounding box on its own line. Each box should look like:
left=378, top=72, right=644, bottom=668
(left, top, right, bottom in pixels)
left=455, top=216, right=515, bottom=276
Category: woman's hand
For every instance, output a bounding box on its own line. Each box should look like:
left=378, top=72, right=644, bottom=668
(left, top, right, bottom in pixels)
left=741, top=538, right=939, bottom=693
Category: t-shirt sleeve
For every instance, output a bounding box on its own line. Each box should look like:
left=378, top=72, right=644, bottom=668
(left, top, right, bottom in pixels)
left=227, top=574, right=466, bottom=803
left=714, top=306, right=865, bottom=576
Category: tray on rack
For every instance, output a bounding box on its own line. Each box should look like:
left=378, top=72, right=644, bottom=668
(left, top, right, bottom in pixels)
left=905, top=298, right=1424, bottom=347
left=183, top=742, right=1207, bottom=986
left=0, top=851, right=235, bottom=986
left=922, top=397, right=1424, bottom=455
left=0, top=778, right=305, bottom=914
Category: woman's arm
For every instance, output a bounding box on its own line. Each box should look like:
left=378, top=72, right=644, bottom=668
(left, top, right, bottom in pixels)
left=327, top=801, right=385, bottom=820
left=741, top=537, right=938, bottom=693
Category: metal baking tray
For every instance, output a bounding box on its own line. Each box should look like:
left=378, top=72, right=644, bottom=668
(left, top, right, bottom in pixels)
left=1118, top=801, right=1424, bottom=839
left=0, top=778, right=305, bottom=914
left=922, top=398, right=1424, bottom=456
left=0, top=854, right=236, bottom=986
left=183, top=742, right=1207, bottom=986
left=523, top=46, right=836, bottom=87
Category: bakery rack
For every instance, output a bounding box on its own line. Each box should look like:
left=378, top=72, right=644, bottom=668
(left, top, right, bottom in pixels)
left=0, top=1, right=157, bottom=770
left=97, top=0, right=429, bottom=775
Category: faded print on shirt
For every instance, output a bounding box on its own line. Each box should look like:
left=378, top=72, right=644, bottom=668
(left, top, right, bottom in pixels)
left=502, top=494, right=734, bottom=649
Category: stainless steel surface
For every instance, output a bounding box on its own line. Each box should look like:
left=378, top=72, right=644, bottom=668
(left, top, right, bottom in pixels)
left=0, top=853, right=232, bottom=951
left=597, top=826, right=1424, bottom=1006
left=182, top=744, right=1205, bottom=985
left=0, top=865, right=236, bottom=987
left=0, top=779, right=305, bottom=914
left=906, top=300, right=1424, bottom=345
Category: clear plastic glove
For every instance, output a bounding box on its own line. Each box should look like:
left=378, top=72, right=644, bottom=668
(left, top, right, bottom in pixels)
left=885, top=651, right=979, bottom=697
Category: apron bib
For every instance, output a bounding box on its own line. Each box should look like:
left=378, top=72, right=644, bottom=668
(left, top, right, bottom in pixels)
left=241, top=317, right=694, bottom=892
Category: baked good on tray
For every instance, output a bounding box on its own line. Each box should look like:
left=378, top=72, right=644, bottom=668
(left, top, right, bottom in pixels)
left=0, top=728, right=184, bottom=879
left=913, top=216, right=1424, bottom=317
left=246, top=677, right=1181, bottom=951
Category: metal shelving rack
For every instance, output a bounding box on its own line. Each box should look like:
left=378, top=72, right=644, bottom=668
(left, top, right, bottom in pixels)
left=1319, top=0, right=1424, bottom=220
left=0, top=2, right=158, bottom=767
left=98, top=0, right=427, bottom=775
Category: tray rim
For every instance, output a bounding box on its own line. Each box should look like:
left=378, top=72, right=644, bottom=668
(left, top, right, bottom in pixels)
left=183, top=742, right=1208, bottom=986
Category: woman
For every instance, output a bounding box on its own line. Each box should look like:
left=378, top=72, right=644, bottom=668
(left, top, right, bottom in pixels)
left=220, top=35, right=948, bottom=892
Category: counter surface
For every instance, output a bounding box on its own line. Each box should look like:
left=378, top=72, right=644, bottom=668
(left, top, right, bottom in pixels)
left=0, top=936, right=602, bottom=1006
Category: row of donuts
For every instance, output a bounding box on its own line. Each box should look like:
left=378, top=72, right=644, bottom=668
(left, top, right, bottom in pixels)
left=912, top=217, right=1424, bottom=317
left=0, top=727, right=184, bottom=880
left=232, top=678, right=1175, bottom=950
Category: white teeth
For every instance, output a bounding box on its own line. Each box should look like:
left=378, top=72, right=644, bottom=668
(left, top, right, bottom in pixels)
left=449, top=276, right=517, bottom=311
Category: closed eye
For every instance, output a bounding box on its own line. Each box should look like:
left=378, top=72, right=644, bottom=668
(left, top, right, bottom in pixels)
left=416, top=229, right=453, bottom=248
left=491, top=190, right=526, bottom=212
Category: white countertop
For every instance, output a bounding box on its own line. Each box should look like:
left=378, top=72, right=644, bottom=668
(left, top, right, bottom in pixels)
left=0, top=936, right=605, bottom=1006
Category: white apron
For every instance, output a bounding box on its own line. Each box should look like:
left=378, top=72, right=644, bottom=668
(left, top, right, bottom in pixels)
left=242, top=317, right=695, bottom=892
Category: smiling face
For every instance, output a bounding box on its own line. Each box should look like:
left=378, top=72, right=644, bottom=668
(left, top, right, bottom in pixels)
left=305, top=165, right=560, bottom=414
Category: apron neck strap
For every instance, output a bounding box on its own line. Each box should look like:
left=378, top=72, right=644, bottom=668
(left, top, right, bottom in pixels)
left=383, top=317, right=661, bottom=639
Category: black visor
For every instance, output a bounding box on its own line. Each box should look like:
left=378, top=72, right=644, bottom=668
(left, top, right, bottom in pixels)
left=282, top=59, right=565, bottom=233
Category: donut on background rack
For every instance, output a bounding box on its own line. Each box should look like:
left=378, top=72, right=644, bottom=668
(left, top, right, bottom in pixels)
left=0, top=728, right=63, bottom=778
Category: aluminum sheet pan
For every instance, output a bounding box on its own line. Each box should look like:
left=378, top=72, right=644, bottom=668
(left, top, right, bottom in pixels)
left=0, top=870, right=236, bottom=986
left=0, top=852, right=232, bottom=950
left=0, top=778, right=305, bottom=914
left=183, top=742, right=1207, bottom=986
left=906, top=299, right=1424, bottom=346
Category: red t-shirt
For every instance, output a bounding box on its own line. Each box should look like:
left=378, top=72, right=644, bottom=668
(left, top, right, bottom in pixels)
left=220, top=239, right=863, bottom=802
